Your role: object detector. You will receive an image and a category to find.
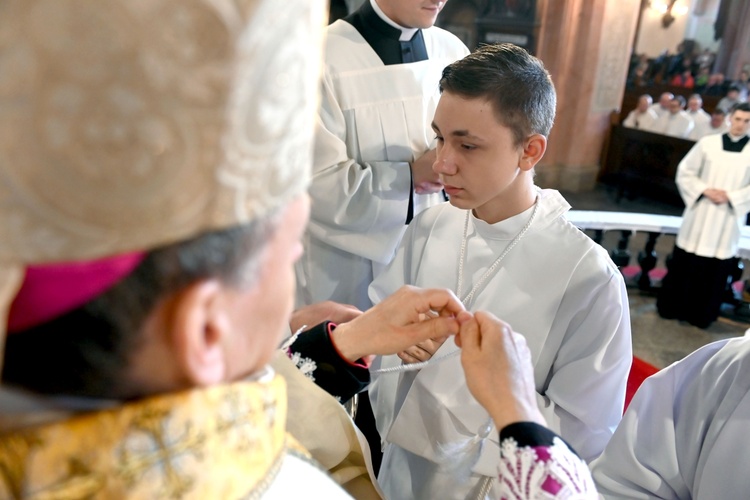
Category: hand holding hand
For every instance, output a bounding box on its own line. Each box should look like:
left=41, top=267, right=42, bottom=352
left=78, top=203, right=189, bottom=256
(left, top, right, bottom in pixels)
left=331, top=286, right=464, bottom=362
left=703, top=188, right=729, bottom=204
left=410, top=149, right=443, bottom=195
left=289, top=300, right=362, bottom=333
left=398, top=334, right=449, bottom=364
left=456, top=311, right=546, bottom=430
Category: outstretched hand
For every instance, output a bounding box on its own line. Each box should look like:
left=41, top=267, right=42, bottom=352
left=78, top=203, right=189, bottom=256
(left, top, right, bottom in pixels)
left=456, top=311, right=546, bottom=430
left=290, top=300, right=362, bottom=333
left=330, top=286, right=465, bottom=362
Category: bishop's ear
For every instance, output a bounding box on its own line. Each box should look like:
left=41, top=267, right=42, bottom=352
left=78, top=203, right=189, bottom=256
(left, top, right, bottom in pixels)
left=169, top=280, right=229, bottom=387
left=519, top=134, right=548, bottom=171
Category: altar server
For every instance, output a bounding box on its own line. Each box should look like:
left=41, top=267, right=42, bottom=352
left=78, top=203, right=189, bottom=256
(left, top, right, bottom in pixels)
left=368, top=43, right=632, bottom=499
left=296, top=0, right=469, bottom=310
left=658, top=102, right=750, bottom=328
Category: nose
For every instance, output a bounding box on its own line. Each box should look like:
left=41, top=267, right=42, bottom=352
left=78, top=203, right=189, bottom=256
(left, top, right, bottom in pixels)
left=433, top=144, right=457, bottom=176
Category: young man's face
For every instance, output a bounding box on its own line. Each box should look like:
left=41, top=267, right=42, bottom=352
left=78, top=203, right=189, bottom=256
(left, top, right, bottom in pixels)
left=431, top=92, right=527, bottom=223
left=376, top=0, right=447, bottom=29
left=729, top=110, right=750, bottom=137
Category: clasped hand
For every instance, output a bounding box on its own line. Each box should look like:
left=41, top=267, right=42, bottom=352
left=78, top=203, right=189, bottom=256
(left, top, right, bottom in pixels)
left=703, top=188, right=729, bottom=204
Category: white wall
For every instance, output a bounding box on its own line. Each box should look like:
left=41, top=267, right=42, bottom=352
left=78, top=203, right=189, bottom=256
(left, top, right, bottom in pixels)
left=636, top=0, right=720, bottom=57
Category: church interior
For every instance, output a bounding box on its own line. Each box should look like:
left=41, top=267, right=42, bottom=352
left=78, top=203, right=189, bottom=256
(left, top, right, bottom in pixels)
left=4, top=0, right=750, bottom=497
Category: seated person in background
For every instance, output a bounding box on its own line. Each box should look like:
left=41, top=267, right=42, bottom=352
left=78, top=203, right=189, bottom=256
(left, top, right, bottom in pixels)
left=689, top=107, right=729, bottom=140
left=670, top=69, right=695, bottom=88
left=368, top=43, right=631, bottom=500
left=694, top=66, right=710, bottom=93
left=649, top=91, right=674, bottom=118
left=717, top=84, right=743, bottom=113
left=591, top=336, right=750, bottom=498
left=652, top=95, right=694, bottom=138
left=623, top=94, right=658, bottom=131
left=686, top=93, right=711, bottom=129
left=704, top=72, right=729, bottom=96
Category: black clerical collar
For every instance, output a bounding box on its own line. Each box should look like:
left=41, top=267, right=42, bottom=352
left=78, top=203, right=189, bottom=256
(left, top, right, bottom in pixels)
left=344, top=1, right=429, bottom=66
left=722, top=133, right=749, bottom=152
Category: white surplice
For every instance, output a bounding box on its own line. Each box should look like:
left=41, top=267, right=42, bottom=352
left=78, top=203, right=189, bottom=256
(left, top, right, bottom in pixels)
left=623, top=108, right=658, bottom=131
left=688, top=121, right=728, bottom=141
left=295, top=20, right=468, bottom=310
left=675, top=133, right=750, bottom=259
left=652, top=110, right=694, bottom=138
left=591, top=337, right=750, bottom=499
left=368, top=189, right=632, bottom=499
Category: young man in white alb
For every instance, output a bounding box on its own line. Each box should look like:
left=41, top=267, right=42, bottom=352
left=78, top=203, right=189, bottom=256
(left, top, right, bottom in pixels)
left=369, top=43, right=632, bottom=499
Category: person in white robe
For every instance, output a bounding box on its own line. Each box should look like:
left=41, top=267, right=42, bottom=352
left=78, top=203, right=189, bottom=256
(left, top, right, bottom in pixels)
left=623, top=94, right=658, bottom=131
left=368, top=44, right=632, bottom=500
left=296, top=0, right=469, bottom=311
left=686, top=93, right=711, bottom=131
left=649, top=91, right=673, bottom=118
left=688, top=107, right=729, bottom=141
left=590, top=337, right=750, bottom=499
left=652, top=95, right=694, bottom=139
left=657, top=103, right=750, bottom=328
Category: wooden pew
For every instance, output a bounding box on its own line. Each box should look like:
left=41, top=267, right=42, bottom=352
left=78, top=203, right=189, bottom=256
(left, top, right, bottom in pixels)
left=618, top=86, right=722, bottom=124
left=598, top=125, right=692, bottom=207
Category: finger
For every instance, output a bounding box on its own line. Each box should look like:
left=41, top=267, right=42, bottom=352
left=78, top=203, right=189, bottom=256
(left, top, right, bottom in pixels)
left=408, top=317, right=460, bottom=345
left=398, top=349, right=425, bottom=364
left=458, top=314, right=481, bottom=353
left=418, top=288, right=465, bottom=317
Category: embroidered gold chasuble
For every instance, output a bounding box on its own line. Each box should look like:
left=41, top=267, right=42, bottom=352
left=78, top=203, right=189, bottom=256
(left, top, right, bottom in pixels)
left=0, top=376, right=312, bottom=499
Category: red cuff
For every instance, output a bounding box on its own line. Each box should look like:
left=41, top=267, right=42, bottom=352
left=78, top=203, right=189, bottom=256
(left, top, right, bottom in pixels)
left=327, top=322, right=371, bottom=369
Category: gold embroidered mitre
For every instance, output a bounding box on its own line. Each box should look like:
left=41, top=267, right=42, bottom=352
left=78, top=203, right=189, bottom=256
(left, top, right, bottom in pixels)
left=0, top=0, right=327, bottom=372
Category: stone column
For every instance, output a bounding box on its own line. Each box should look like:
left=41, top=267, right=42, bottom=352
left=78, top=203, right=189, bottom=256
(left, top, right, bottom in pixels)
left=534, top=0, right=641, bottom=192
left=714, top=0, right=750, bottom=80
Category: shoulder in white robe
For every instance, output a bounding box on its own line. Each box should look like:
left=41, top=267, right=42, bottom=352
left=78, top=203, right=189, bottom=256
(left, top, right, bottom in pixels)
left=590, top=337, right=750, bottom=499
left=368, top=189, right=632, bottom=499
left=653, top=110, right=694, bottom=138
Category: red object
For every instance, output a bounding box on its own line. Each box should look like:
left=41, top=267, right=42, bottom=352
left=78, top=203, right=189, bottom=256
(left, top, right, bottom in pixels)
left=625, top=356, right=660, bottom=411
left=7, top=252, right=146, bottom=332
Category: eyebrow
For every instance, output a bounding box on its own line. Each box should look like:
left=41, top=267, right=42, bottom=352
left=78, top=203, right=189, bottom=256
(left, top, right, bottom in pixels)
left=431, top=122, right=485, bottom=142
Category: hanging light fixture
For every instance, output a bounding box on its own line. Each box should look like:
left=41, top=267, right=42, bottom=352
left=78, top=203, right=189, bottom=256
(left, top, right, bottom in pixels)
left=648, top=0, right=690, bottom=28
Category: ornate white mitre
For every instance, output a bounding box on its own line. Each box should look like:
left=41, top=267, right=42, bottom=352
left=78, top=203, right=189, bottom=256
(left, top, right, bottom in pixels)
left=0, top=0, right=326, bottom=401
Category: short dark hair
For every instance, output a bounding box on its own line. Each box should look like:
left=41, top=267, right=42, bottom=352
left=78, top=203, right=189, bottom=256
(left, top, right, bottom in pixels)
left=731, top=102, right=750, bottom=114
left=3, top=213, right=280, bottom=399
left=439, top=43, right=556, bottom=146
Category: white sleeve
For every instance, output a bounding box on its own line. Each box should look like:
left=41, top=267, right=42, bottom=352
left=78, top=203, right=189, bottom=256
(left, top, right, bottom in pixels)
left=589, top=367, right=685, bottom=499
left=675, top=140, right=709, bottom=207
left=306, top=69, right=414, bottom=265
left=589, top=340, right=745, bottom=499
left=537, top=257, right=632, bottom=463
left=368, top=219, right=419, bottom=305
